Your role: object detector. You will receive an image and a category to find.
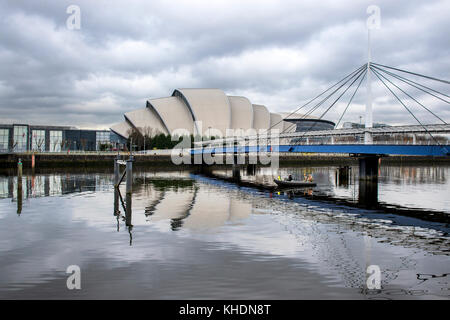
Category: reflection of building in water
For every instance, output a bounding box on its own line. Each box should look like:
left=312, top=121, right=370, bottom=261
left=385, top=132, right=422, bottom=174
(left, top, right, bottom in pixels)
left=381, top=165, right=446, bottom=184
left=0, top=174, right=114, bottom=200
left=177, top=190, right=253, bottom=230
left=183, top=191, right=232, bottom=230
left=141, top=182, right=253, bottom=231
left=147, top=190, right=194, bottom=222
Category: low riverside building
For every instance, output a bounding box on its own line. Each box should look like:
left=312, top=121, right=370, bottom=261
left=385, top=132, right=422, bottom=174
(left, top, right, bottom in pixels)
left=0, top=123, right=127, bottom=153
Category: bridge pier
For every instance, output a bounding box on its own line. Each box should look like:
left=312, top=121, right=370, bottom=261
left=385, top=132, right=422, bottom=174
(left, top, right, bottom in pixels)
left=232, top=154, right=242, bottom=182
left=358, top=155, right=379, bottom=181
left=335, top=166, right=350, bottom=187
left=358, top=179, right=378, bottom=207
left=246, top=164, right=256, bottom=176
left=358, top=155, right=380, bottom=208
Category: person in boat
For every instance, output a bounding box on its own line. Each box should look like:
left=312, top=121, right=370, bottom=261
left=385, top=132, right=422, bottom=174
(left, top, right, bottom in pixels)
left=307, top=174, right=314, bottom=182
left=287, top=174, right=293, bottom=181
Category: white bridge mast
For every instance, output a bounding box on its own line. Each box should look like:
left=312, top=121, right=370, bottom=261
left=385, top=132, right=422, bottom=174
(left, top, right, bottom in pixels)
left=365, top=29, right=373, bottom=144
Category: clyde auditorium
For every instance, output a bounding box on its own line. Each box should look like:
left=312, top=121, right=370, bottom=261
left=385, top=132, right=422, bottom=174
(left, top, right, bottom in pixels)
left=110, top=88, right=335, bottom=139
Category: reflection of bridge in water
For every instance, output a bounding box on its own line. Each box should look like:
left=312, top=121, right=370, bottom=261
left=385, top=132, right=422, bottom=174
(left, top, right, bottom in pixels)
left=112, top=174, right=449, bottom=294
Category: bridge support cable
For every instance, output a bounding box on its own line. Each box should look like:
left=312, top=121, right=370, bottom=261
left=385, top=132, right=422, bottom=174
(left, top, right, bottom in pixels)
left=291, top=68, right=367, bottom=145
left=313, top=68, right=367, bottom=128
left=371, top=65, right=450, bottom=103
left=370, top=67, right=447, bottom=124
left=280, top=66, right=366, bottom=137
left=299, top=67, right=366, bottom=120
left=270, top=63, right=366, bottom=132
left=371, top=62, right=450, bottom=85
left=335, top=69, right=367, bottom=129
left=371, top=69, right=448, bottom=154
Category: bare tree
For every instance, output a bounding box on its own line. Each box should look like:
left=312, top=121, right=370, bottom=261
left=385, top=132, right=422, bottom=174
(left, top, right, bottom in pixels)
left=36, top=138, right=45, bottom=152
left=80, top=138, right=87, bottom=151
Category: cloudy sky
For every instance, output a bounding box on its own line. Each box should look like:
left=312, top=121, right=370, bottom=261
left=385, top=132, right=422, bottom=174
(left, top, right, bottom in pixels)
left=0, top=0, right=448, bottom=129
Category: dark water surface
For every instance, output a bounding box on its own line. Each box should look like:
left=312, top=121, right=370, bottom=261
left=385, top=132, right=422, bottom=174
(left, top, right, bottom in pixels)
left=0, top=164, right=449, bottom=299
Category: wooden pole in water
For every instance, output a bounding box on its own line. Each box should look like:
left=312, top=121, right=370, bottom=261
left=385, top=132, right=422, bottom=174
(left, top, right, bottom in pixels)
left=17, top=158, right=22, bottom=178
left=114, top=157, right=119, bottom=188
left=31, top=153, right=35, bottom=170
left=17, top=158, right=22, bottom=215
left=126, top=157, right=133, bottom=194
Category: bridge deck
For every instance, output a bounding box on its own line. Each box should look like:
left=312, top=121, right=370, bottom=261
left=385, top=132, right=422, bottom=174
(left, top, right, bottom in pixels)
left=195, top=124, right=450, bottom=147
left=192, top=144, right=450, bottom=157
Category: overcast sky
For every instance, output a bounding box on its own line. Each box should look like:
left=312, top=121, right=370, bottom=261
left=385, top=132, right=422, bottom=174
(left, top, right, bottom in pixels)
left=0, top=0, right=448, bottom=129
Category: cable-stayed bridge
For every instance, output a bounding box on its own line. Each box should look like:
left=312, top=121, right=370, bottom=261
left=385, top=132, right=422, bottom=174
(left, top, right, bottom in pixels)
left=194, top=62, right=450, bottom=159
left=192, top=61, right=449, bottom=186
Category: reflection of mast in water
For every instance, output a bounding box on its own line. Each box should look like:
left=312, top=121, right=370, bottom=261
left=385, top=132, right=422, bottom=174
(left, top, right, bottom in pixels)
left=113, top=187, right=133, bottom=245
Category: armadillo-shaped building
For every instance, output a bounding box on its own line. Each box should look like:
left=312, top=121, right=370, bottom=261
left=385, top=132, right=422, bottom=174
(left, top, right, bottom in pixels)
left=110, top=88, right=297, bottom=139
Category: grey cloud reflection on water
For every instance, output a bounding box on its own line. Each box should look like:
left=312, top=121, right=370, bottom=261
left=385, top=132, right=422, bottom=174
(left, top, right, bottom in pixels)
left=0, top=168, right=449, bottom=299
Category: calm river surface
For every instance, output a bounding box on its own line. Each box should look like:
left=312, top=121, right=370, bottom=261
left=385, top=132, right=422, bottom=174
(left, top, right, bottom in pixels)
left=0, top=164, right=449, bottom=299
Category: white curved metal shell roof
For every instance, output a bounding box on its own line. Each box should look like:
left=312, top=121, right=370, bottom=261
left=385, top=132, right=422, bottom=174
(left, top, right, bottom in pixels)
left=173, top=88, right=231, bottom=136
left=124, top=108, right=169, bottom=136
left=228, top=96, right=254, bottom=130
left=252, top=104, right=271, bottom=130
left=110, top=121, right=132, bottom=139
left=269, top=113, right=284, bottom=132
left=113, top=88, right=336, bottom=139
left=147, top=96, right=195, bottom=135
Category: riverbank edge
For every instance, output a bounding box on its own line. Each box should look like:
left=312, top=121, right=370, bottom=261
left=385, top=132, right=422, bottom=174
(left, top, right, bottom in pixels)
left=0, top=152, right=449, bottom=169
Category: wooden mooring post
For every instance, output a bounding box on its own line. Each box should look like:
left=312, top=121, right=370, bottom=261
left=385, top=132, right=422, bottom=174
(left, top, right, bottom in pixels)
left=114, top=155, right=134, bottom=195
left=126, top=156, right=133, bottom=194
left=17, top=158, right=22, bottom=178
left=17, top=158, right=23, bottom=215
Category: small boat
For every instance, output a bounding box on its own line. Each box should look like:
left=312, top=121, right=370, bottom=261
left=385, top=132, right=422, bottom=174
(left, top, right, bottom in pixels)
left=273, top=179, right=317, bottom=188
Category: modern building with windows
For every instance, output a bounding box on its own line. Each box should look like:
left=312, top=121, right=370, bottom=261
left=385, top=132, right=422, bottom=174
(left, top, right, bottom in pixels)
left=279, top=113, right=335, bottom=132
left=0, top=124, right=126, bottom=153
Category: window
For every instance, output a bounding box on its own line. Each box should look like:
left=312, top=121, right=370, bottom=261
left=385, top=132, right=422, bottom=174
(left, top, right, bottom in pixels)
left=31, top=130, right=46, bottom=152
left=49, top=131, right=62, bottom=152
left=96, top=131, right=110, bottom=150
left=13, top=126, right=28, bottom=152
left=0, top=129, right=9, bottom=152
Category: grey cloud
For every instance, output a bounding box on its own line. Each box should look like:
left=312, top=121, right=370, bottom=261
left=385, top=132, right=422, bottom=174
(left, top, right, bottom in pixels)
left=0, top=0, right=448, bottom=128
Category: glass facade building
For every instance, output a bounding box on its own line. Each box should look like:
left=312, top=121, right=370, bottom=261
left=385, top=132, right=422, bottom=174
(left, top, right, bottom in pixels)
left=0, top=129, right=9, bottom=152
left=284, top=118, right=335, bottom=144
left=13, top=125, right=28, bottom=152
left=96, top=131, right=110, bottom=150
left=0, top=123, right=129, bottom=152
left=49, top=130, right=62, bottom=152
left=31, top=129, right=46, bottom=152
left=284, top=119, right=335, bottom=132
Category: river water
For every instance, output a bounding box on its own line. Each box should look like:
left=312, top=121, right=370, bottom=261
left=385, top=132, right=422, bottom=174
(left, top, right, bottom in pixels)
left=0, top=164, right=449, bottom=299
